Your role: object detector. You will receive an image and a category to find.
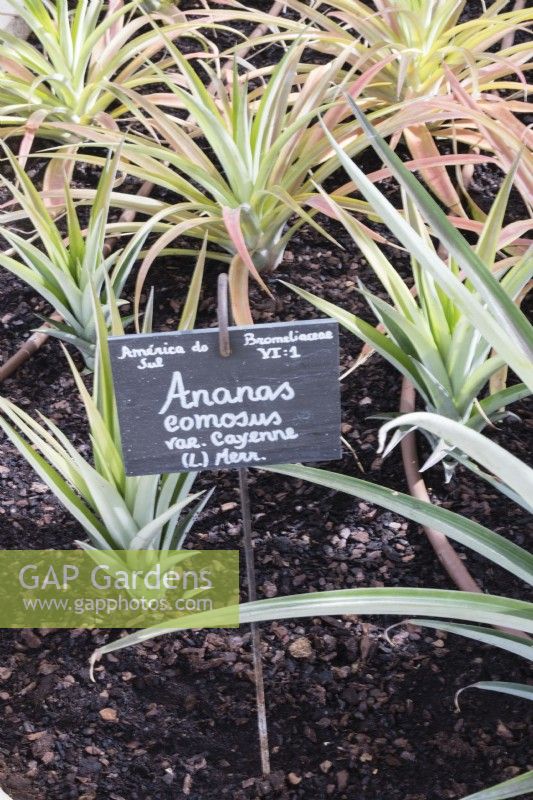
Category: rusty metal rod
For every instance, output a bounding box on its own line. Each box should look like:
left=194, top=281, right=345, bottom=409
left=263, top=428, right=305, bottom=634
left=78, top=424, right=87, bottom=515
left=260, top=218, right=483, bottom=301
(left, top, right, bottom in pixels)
left=217, top=271, right=271, bottom=776
left=399, top=378, right=482, bottom=593
left=239, top=468, right=271, bottom=777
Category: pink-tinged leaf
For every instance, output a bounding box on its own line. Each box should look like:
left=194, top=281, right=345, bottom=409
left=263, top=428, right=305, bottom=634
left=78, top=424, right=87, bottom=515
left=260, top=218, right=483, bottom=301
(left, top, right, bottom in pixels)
left=140, top=93, right=188, bottom=108
left=492, top=256, right=521, bottom=274
left=0, top=56, right=34, bottom=81
left=311, top=187, right=530, bottom=255
left=43, top=152, right=75, bottom=212
left=320, top=56, right=397, bottom=136
left=92, top=112, right=120, bottom=133
left=365, top=153, right=497, bottom=184
left=114, top=179, right=154, bottom=229
left=373, top=0, right=401, bottom=37
left=17, top=109, right=49, bottom=169
left=134, top=217, right=213, bottom=330
left=485, top=101, right=533, bottom=151
left=396, top=52, right=410, bottom=101
left=403, top=123, right=465, bottom=215
left=94, top=15, right=151, bottom=71
left=478, top=54, right=528, bottom=93
left=103, top=0, right=124, bottom=51
left=499, top=99, right=533, bottom=115
left=305, top=195, right=341, bottom=219
left=0, top=195, right=18, bottom=212
left=47, top=121, right=123, bottom=143
left=436, top=129, right=486, bottom=148
left=229, top=254, right=253, bottom=326
left=305, top=195, right=393, bottom=247
left=384, top=128, right=402, bottom=154
left=499, top=220, right=533, bottom=250
left=447, top=217, right=532, bottom=253
left=222, top=207, right=273, bottom=297
left=503, top=0, right=527, bottom=55
left=445, top=68, right=533, bottom=201
left=489, top=362, right=509, bottom=397
left=445, top=217, right=488, bottom=235
left=516, top=281, right=532, bottom=308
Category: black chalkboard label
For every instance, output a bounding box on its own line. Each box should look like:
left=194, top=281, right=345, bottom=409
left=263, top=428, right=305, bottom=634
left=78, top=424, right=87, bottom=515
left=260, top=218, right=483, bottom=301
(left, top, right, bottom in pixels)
left=108, top=320, right=341, bottom=475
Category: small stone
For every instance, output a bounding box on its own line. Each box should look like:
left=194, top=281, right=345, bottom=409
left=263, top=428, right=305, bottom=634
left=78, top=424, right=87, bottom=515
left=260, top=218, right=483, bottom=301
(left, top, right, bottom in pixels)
left=99, top=707, right=118, bottom=722
left=497, top=721, right=513, bottom=740
left=25, top=760, right=38, bottom=779
left=20, top=630, right=41, bottom=649
left=85, top=746, right=103, bottom=756
left=37, top=661, right=58, bottom=675
left=288, top=637, right=314, bottom=659
left=30, top=482, right=49, bottom=494
left=262, top=581, right=277, bottom=598
left=28, top=732, right=54, bottom=761
left=162, top=768, right=175, bottom=786
left=320, top=760, right=332, bottom=774
left=287, top=772, right=302, bottom=786
left=0, top=667, right=12, bottom=682
left=220, top=502, right=237, bottom=512
left=337, top=770, right=349, bottom=791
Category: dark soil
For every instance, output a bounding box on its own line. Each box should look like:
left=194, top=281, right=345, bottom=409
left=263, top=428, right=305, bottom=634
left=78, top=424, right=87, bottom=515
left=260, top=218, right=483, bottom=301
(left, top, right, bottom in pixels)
left=0, top=3, right=532, bottom=799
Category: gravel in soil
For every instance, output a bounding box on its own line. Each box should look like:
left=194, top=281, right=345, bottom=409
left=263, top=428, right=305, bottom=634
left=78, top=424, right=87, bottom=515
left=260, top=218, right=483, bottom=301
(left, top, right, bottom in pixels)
left=1, top=217, right=531, bottom=799
left=0, top=7, right=532, bottom=799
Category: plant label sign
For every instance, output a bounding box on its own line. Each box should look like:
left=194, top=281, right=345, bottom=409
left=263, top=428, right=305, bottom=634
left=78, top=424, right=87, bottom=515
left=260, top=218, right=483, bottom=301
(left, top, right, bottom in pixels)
left=109, top=319, right=341, bottom=475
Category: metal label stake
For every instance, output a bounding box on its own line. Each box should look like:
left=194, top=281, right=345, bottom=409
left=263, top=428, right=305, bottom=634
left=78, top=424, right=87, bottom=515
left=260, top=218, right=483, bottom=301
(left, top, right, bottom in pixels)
left=217, top=273, right=271, bottom=777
